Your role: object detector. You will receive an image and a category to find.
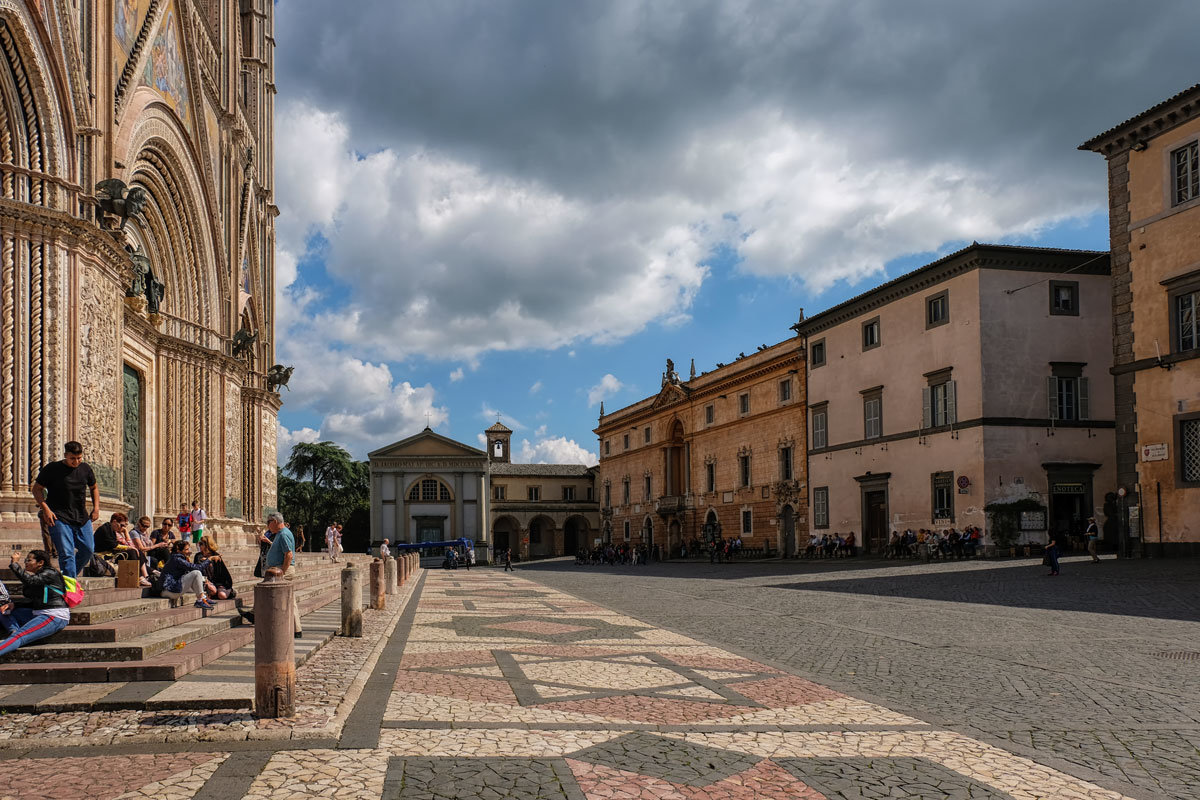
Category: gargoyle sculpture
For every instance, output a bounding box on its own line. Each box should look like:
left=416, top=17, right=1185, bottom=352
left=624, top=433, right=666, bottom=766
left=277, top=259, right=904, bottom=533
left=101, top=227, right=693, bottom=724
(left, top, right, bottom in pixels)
left=232, top=327, right=258, bottom=358
left=266, top=364, right=294, bottom=393
left=95, top=179, right=148, bottom=230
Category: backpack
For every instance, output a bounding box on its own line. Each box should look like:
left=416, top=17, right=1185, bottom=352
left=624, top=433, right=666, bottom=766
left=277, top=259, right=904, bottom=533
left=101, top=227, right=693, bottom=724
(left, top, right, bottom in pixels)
left=44, top=575, right=85, bottom=608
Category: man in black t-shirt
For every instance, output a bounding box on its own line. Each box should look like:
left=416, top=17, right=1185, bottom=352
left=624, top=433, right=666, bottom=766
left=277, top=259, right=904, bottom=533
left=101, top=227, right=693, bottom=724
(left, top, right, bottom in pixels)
left=31, top=441, right=99, bottom=578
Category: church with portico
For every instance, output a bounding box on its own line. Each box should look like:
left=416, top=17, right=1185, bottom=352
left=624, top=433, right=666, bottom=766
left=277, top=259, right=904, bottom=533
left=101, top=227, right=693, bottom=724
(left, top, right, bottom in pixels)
left=367, top=422, right=600, bottom=562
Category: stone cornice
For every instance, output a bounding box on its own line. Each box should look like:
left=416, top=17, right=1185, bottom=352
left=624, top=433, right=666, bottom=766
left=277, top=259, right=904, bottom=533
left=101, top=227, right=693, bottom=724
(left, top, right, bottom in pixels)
left=372, top=458, right=487, bottom=471
left=796, top=245, right=1109, bottom=337
left=1080, top=83, right=1200, bottom=156
left=595, top=351, right=803, bottom=434
left=0, top=197, right=129, bottom=264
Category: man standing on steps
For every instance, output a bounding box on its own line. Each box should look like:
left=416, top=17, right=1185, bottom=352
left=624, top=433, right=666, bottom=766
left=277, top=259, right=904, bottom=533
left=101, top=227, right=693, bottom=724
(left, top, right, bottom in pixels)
left=189, top=500, right=206, bottom=546
left=31, top=441, right=99, bottom=578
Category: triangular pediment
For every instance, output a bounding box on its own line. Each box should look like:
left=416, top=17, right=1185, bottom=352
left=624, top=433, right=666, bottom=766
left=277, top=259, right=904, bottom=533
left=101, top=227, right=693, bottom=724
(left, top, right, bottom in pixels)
left=368, top=428, right=487, bottom=460
left=650, top=382, right=689, bottom=411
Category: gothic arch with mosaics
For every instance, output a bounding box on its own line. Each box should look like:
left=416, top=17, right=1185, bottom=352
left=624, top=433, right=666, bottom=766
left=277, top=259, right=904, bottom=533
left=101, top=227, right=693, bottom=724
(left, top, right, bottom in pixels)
left=0, top=0, right=279, bottom=553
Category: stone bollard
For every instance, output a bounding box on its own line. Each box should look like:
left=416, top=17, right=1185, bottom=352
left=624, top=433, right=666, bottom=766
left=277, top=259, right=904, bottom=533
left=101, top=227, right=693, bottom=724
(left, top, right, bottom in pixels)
left=400, top=552, right=409, bottom=585
left=384, top=555, right=397, bottom=595
left=370, top=558, right=386, bottom=610
left=254, top=575, right=296, bottom=718
left=341, top=564, right=362, bottom=637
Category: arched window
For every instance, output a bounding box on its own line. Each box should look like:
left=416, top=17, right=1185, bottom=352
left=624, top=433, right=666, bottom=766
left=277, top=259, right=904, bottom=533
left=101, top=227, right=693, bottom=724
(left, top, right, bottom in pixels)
left=408, top=478, right=451, bottom=502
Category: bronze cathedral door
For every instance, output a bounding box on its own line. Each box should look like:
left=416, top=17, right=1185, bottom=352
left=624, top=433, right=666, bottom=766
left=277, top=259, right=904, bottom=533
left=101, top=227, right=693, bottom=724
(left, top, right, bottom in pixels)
left=122, top=365, right=143, bottom=518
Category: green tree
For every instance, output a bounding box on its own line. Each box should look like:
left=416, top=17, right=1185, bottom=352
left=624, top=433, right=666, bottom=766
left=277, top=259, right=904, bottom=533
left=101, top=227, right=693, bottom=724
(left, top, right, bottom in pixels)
left=278, top=441, right=370, bottom=551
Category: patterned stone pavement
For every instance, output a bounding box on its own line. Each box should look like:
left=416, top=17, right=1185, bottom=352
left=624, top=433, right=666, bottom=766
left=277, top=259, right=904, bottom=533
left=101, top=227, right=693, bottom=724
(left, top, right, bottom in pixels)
left=0, top=565, right=1170, bottom=799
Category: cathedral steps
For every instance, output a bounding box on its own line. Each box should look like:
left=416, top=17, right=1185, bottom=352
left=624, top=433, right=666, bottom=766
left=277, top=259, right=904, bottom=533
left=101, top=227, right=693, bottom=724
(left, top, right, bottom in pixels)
left=0, top=557, right=364, bottom=683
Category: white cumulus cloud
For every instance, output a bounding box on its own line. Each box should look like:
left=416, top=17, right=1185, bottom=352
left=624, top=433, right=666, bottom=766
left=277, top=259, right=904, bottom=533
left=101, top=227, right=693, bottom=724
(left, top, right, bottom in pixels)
left=517, top=436, right=597, bottom=466
left=587, top=374, right=624, bottom=407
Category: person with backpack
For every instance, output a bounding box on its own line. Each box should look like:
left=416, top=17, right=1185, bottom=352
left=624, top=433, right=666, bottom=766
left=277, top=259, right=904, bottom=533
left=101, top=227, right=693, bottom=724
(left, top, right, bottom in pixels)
left=0, top=549, right=69, bottom=656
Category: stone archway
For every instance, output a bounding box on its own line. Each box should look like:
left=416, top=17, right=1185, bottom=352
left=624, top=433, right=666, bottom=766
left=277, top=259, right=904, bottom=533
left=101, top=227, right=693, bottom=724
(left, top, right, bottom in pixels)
left=564, top=515, right=590, bottom=556
left=529, top=515, right=556, bottom=559
left=492, top=515, right=519, bottom=557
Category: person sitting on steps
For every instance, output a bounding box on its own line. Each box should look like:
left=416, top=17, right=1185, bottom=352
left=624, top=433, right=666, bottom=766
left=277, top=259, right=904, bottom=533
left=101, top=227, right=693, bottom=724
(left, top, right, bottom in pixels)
left=0, top=549, right=69, bottom=656
left=195, top=535, right=235, bottom=600
left=161, top=540, right=214, bottom=609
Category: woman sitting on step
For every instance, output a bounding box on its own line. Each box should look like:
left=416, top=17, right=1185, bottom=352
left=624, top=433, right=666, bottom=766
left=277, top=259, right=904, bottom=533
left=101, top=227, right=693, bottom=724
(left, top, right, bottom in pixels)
left=0, top=549, right=69, bottom=656
left=195, top=535, right=235, bottom=601
left=162, top=541, right=214, bottom=610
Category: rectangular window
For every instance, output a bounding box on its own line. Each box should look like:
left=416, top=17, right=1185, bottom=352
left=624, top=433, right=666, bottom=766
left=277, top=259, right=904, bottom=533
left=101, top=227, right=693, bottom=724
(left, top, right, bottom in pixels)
left=1173, top=141, right=1199, bottom=206
left=528, top=486, right=541, bottom=501
left=562, top=486, right=576, bottom=501
left=1050, top=280, right=1079, bottom=316
left=810, top=339, right=826, bottom=367
left=586, top=486, right=594, bottom=501
left=623, top=434, right=630, bottom=450
left=644, top=426, right=651, bottom=444
left=813, top=487, right=829, bottom=528
left=926, top=290, right=949, bottom=328
left=931, top=472, right=954, bottom=521
left=779, top=446, right=793, bottom=481
left=863, top=391, right=882, bottom=439
left=741, top=509, right=752, bottom=534
left=623, top=520, right=631, bottom=541
left=605, top=440, right=611, bottom=455
left=705, top=404, right=715, bottom=425
left=924, top=379, right=957, bottom=428
left=1178, top=415, right=1200, bottom=486
left=643, top=474, right=652, bottom=501
left=739, top=393, right=750, bottom=416
left=1047, top=364, right=1089, bottom=422
left=779, top=379, right=792, bottom=403
left=706, top=462, right=715, bottom=492
left=862, top=317, right=881, bottom=351
left=604, top=483, right=611, bottom=506
left=739, top=454, right=751, bottom=487
left=622, top=478, right=630, bottom=505
left=1176, top=290, right=1199, bottom=352
left=493, top=485, right=506, bottom=501
left=811, top=407, right=828, bottom=450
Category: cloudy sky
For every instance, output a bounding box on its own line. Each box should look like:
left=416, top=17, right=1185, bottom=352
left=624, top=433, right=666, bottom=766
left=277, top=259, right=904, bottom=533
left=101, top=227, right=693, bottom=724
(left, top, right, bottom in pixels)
left=271, top=0, right=1198, bottom=465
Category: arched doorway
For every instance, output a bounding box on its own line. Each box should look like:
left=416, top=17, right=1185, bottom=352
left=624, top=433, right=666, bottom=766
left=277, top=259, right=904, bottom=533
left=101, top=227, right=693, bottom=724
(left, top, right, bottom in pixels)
left=781, top=504, right=796, bottom=557
left=564, top=515, right=589, bottom=556
left=492, top=516, right=518, bottom=557
left=668, top=519, right=681, bottom=558
left=642, top=516, right=654, bottom=549
left=529, top=515, right=555, bottom=558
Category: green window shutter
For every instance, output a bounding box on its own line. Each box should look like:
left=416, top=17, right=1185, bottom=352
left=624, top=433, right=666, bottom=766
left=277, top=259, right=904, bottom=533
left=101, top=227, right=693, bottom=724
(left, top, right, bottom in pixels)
left=922, top=387, right=932, bottom=429
left=1078, top=377, right=1089, bottom=421
left=1047, top=376, right=1059, bottom=420
left=945, top=380, right=957, bottom=424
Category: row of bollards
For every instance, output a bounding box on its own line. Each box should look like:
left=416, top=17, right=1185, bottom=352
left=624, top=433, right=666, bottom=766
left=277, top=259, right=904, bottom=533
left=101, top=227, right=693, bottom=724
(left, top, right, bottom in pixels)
left=254, top=551, right=420, bottom=718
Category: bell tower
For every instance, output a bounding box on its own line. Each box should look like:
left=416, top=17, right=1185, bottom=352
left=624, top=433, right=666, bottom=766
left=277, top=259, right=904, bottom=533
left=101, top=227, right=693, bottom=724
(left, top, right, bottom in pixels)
left=485, top=420, right=513, bottom=463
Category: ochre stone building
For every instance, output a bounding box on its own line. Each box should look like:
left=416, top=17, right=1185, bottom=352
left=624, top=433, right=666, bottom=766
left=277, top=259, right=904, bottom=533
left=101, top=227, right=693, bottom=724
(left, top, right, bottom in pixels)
left=595, top=345, right=807, bottom=558
left=1081, top=84, right=1200, bottom=554
left=0, top=1, right=279, bottom=544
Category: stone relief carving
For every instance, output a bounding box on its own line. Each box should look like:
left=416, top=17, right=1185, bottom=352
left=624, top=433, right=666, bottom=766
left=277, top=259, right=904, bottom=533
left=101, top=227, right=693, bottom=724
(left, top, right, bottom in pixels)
left=224, top=381, right=242, bottom=504
left=77, top=265, right=121, bottom=478
left=260, top=405, right=277, bottom=513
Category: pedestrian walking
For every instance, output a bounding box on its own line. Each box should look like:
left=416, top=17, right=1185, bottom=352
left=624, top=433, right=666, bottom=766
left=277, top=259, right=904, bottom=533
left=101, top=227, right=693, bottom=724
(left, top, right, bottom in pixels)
left=31, top=441, right=99, bottom=578
left=1086, top=517, right=1100, bottom=562
left=326, top=521, right=341, bottom=562
left=503, top=548, right=513, bottom=571
left=1045, top=537, right=1060, bottom=576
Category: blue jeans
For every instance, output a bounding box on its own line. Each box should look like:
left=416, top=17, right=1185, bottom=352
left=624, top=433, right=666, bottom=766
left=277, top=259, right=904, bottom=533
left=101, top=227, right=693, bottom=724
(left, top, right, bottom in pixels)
left=49, top=518, right=93, bottom=578
left=0, top=608, right=68, bottom=656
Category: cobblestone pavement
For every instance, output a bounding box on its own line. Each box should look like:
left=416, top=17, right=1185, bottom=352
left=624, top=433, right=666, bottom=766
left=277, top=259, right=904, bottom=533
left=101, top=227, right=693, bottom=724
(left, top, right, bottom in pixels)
left=520, top=555, right=1200, bottom=800
left=0, top=563, right=1178, bottom=799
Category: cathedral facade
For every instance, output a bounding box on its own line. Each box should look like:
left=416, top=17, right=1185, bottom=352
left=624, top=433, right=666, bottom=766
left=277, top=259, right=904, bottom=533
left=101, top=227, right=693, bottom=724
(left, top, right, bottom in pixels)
left=0, top=1, right=278, bottom=542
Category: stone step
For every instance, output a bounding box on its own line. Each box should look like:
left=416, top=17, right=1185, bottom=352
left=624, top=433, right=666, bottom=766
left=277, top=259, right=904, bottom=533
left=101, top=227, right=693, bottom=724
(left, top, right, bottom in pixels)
left=0, top=585, right=344, bottom=683
left=0, top=581, right=338, bottom=664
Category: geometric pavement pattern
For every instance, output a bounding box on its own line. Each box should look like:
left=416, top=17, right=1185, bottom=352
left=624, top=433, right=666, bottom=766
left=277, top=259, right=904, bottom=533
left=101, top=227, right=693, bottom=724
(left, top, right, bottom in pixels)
left=0, top=569, right=1141, bottom=799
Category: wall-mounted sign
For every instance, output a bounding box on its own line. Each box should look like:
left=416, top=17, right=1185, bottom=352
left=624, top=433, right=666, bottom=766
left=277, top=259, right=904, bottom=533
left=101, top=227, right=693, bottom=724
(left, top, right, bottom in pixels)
left=1051, top=483, right=1085, bottom=495
left=1019, top=510, right=1047, bottom=531
left=1141, top=443, right=1169, bottom=462
left=957, top=475, right=971, bottom=489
